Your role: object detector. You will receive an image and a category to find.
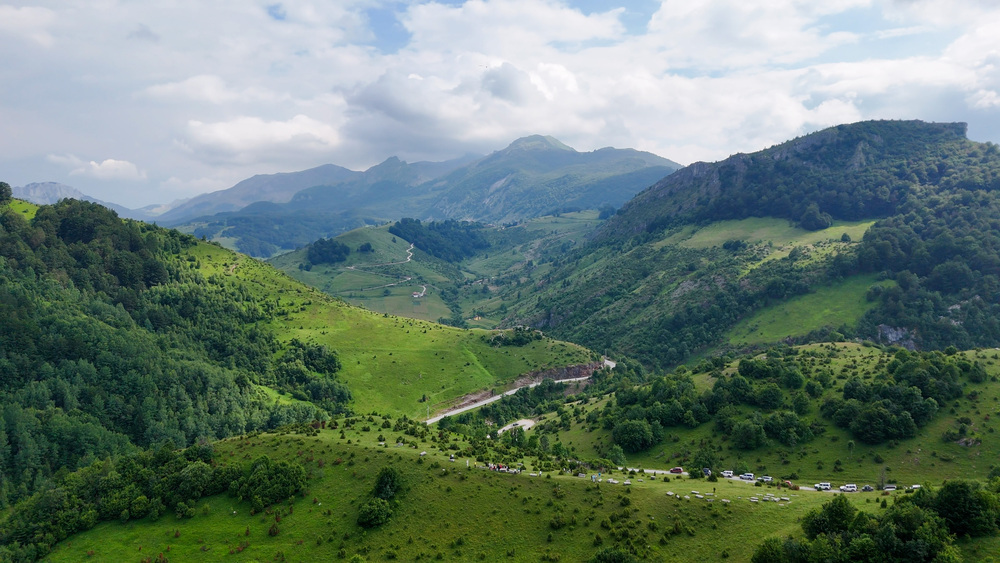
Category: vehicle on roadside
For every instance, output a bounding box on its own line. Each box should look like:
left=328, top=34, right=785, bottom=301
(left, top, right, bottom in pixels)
left=669, top=466, right=684, bottom=474
left=740, top=473, right=755, bottom=481
left=910, top=484, right=921, bottom=490
left=814, top=482, right=831, bottom=490
left=883, top=485, right=897, bottom=492
left=839, top=483, right=858, bottom=492
left=861, top=485, right=874, bottom=492
left=721, top=470, right=734, bottom=478
left=783, top=480, right=794, bottom=487
left=759, top=476, right=773, bottom=483
left=702, top=468, right=712, bottom=477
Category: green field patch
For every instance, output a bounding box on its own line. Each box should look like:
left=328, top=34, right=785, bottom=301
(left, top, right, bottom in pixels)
left=726, top=275, right=891, bottom=346
left=45, top=422, right=873, bottom=563
left=678, top=217, right=874, bottom=250
left=7, top=198, right=38, bottom=220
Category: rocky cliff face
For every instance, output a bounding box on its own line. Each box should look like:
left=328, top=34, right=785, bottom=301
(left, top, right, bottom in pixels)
left=510, top=361, right=603, bottom=388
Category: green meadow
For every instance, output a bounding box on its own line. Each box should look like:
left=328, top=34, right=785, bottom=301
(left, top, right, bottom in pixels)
left=725, top=274, right=894, bottom=346
left=188, top=241, right=593, bottom=419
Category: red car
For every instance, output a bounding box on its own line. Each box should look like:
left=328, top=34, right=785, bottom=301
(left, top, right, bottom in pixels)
left=669, top=467, right=684, bottom=474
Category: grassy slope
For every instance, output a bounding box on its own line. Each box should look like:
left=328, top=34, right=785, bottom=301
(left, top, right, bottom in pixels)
left=268, top=211, right=605, bottom=328
left=725, top=274, right=895, bottom=346
left=8, top=198, right=38, bottom=220
left=188, top=242, right=592, bottom=418
left=674, top=217, right=874, bottom=250
left=269, top=225, right=456, bottom=322
left=44, top=419, right=889, bottom=563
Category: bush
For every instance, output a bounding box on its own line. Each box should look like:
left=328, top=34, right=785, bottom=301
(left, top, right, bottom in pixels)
left=373, top=467, right=403, bottom=500
left=357, top=498, right=392, bottom=528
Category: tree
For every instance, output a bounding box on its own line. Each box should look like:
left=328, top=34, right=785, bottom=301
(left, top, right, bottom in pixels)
left=755, top=383, right=784, bottom=410
left=612, top=420, right=654, bottom=453
left=0, top=182, right=11, bottom=204
left=606, top=444, right=626, bottom=466
left=357, top=498, right=392, bottom=528
left=800, top=203, right=833, bottom=230
left=731, top=419, right=766, bottom=450
left=802, top=494, right=856, bottom=539
left=934, top=480, right=1000, bottom=537
left=372, top=467, right=402, bottom=501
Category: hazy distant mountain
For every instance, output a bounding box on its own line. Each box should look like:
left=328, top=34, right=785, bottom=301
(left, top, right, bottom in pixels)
left=13, top=182, right=148, bottom=220
left=423, top=135, right=680, bottom=223
left=155, top=164, right=361, bottom=225
left=178, top=136, right=680, bottom=257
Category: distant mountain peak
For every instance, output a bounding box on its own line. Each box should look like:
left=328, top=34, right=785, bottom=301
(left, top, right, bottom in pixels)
left=505, top=135, right=576, bottom=152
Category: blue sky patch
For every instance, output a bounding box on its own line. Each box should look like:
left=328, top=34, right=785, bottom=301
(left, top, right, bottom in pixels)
left=267, top=3, right=286, bottom=21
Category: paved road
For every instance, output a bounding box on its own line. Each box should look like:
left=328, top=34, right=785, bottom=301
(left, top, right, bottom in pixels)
left=426, top=375, right=592, bottom=424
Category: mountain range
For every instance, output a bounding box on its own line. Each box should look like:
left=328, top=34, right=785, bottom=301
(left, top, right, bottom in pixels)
left=176, top=135, right=679, bottom=256
left=15, top=136, right=679, bottom=258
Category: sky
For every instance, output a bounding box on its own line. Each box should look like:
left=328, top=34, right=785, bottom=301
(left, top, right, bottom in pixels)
left=2, top=0, right=1000, bottom=209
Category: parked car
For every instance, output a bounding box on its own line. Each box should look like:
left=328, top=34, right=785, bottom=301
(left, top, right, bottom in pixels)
left=702, top=468, right=712, bottom=477
left=839, top=484, right=858, bottom=492
left=759, top=476, right=773, bottom=483
left=861, top=485, right=874, bottom=492
left=783, top=480, right=794, bottom=487
left=909, top=484, right=921, bottom=490
left=721, top=470, right=734, bottom=478
left=883, top=485, right=897, bottom=492
left=669, top=467, right=684, bottom=474
left=740, top=473, right=755, bottom=481
left=814, top=482, right=831, bottom=490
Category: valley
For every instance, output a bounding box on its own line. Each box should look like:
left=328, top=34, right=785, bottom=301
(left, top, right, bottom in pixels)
left=5, top=120, right=1000, bottom=562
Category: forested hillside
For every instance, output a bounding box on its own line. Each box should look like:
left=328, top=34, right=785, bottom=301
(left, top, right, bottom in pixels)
left=492, top=121, right=1000, bottom=366
left=0, top=199, right=338, bottom=508
left=0, top=197, right=593, bottom=514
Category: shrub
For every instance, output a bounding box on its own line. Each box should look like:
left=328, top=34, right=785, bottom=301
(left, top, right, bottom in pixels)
left=357, top=498, right=392, bottom=528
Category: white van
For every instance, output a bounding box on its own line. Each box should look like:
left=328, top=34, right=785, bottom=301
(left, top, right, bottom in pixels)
left=839, top=484, right=857, bottom=492
left=740, top=473, right=755, bottom=481
left=883, top=485, right=897, bottom=492
left=814, top=482, right=831, bottom=490
left=721, top=470, right=734, bottom=478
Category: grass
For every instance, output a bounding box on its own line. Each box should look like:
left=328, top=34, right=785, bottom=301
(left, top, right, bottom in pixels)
left=40, top=342, right=1000, bottom=562
left=185, top=241, right=592, bottom=419
left=676, top=217, right=874, bottom=250
left=45, top=417, right=885, bottom=563
left=7, top=198, right=39, bottom=220
left=725, top=274, right=894, bottom=346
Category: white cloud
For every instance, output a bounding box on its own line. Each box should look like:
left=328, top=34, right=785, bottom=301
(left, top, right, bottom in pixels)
left=144, top=75, right=281, bottom=104
left=182, top=115, right=341, bottom=164
left=0, top=5, right=56, bottom=47
left=4, top=0, right=1000, bottom=208
left=48, top=154, right=147, bottom=180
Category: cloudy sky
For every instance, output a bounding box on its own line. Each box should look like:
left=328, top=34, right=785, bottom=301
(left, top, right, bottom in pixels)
left=2, top=0, right=1000, bottom=208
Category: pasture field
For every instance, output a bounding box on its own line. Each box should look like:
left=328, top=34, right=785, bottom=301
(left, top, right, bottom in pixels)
left=44, top=417, right=904, bottom=563
left=187, top=241, right=593, bottom=418
left=725, top=274, right=893, bottom=346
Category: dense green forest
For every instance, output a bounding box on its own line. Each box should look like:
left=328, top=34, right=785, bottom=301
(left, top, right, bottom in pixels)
left=388, top=218, right=489, bottom=263
left=0, top=199, right=348, bottom=508
left=0, top=435, right=307, bottom=562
